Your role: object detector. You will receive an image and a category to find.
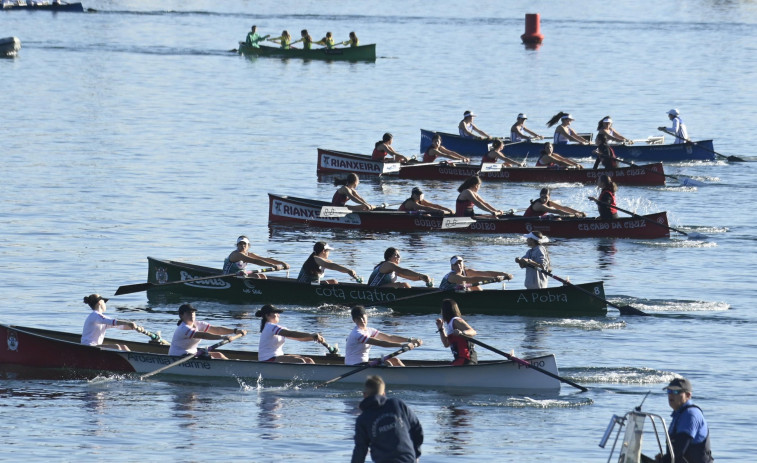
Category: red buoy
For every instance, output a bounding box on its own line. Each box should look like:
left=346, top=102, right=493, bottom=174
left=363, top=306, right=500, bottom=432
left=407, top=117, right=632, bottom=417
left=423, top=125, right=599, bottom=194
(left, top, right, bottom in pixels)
left=521, top=13, right=544, bottom=45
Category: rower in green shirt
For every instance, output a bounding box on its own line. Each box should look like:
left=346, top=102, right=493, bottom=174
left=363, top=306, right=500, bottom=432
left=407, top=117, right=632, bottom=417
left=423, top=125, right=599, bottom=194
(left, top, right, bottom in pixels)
left=245, top=25, right=269, bottom=48
left=292, top=29, right=314, bottom=50
left=314, top=31, right=335, bottom=49
left=342, top=31, right=359, bottom=47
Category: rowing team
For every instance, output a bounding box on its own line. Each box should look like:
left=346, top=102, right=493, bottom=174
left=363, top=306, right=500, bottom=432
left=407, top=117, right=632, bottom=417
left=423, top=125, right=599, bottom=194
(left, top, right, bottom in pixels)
left=83, top=295, right=497, bottom=368
left=226, top=232, right=552, bottom=289
left=332, top=172, right=620, bottom=219
left=453, top=109, right=689, bottom=145
left=245, top=25, right=360, bottom=50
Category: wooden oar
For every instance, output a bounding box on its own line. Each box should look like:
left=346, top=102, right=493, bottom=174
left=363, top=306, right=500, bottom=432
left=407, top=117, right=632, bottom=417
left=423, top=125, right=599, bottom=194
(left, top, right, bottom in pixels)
left=587, top=197, right=705, bottom=239
left=114, top=267, right=278, bottom=295
left=613, top=157, right=705, bottom=187
left=319, top=340, right=340, bottom=357
left=140, top=333, right=245, bottom=380
left=135, top=326, right=170, bottom=346
left=459, top=335, right=588, bottom=392
left=515, top=258, right=649, bottom=316
left=314, top=343, right=418, bottom=388
left=658, top=128, right=745, bottom=162
left=384, top=276, right=507, bottom=305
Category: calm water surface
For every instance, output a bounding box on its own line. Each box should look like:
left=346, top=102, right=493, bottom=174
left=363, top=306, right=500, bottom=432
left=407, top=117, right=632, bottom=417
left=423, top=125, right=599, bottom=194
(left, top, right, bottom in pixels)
left=2, top=1, right=756, bottom=461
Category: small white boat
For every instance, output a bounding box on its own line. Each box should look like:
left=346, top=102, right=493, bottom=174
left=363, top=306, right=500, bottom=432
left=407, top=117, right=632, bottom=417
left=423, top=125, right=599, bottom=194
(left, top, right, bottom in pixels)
left=0, top=37, right=21, bottom=58
left=599, top=394, right=674, bottom=462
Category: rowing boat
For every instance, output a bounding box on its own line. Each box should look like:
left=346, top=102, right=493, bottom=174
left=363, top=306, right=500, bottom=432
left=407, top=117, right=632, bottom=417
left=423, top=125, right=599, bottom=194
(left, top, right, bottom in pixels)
left=143, top=257, right=608, bottom=316
left=238, top=43, right=376, bottom=62
left=0, top=324, right=561, bottom=391
left=0, top=37, right=20, bottom=57
left=420, top=129, right=716, bottom=162
left=316, top=148, right=666, bottom=186
left=1, top=2, right=84, bottom=12
left=268, top=194, right=671, bottom=239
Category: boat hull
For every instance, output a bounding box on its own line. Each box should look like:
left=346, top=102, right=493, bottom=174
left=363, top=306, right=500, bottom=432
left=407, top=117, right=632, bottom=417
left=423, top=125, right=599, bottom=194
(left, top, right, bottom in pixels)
left=421, top=129, right=490, bottom=156
left=0, top=325, right=561, bottom=391
left=145, top=257, right=608, bottom=316
left=317, top=148, right=399, bottom=175
left=238, top=43, right=376, bottom=62
left=268, top=194, right=671, bottom=238
left=2, top=2, right=84, bottom=12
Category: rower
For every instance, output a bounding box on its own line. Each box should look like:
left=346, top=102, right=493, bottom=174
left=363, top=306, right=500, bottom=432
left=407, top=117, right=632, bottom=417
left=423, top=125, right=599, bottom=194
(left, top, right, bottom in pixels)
left=343, top=31, right=359, bottom=47
left=398, top=187, right=452, bottom=215
left=596, top=116, right=632, bottom=144
left=589, top=174, right=619, bottom=219
left=481, top=139, right=521, bottom=167
left=547, top=112, right=590, bottom=145
left=535, top=142, right=583, bottom=169
left=245, top=25, right=270, bottom=48
left=592, top=133, right=619, bottom=169
left=291, top=29, right=313, bottom=50
left=367, top=247, right=431, bottom=288
left=332, top=172, right=374, bottom=211
left=372, top=132, right=408, bottom=163
left=268, top=30, right=291, bottom=49
left=455, top=175, right=504, bottom=217
left=435, top=299, right=478, bottom=366
left=223, top=235, right=290, bottom=278
left=256, top=304, right=326, bottom=364
left=314, top=31, right=335, bottom=49
left=458, top=110, right=490, bottom=139
left=423, top=134, right=469, bottom=163
left=658, top=108, right=689, bottom=144
left=439, top=255, right=512, bottom=292
left=510, top=113, right=542, bottom=142
left=345, top=306, right=421, bottom=366
left=81, top=294, right=141, bottom=351
left=297, top=241, right=359, bottom=284
left=515, top=231, right=551, bottom=289
left=523, top=187, right=586, bottom=218
left=169, top=303, right=245, bottom=360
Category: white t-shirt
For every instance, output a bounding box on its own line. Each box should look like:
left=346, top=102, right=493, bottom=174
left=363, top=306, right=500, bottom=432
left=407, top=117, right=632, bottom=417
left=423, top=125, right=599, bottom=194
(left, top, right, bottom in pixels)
left=169, top=320, right=211, bottom=356
left=258, top=322, right=286, bottom=361
left=81, top=310, right=122, bottom=346
left=344, top=326, right=379, bottom=365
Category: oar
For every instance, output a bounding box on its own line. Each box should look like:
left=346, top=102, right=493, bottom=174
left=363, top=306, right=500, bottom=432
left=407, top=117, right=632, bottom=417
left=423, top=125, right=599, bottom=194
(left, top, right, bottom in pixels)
left=135, top=326, right=170, bottom=345
left=441, top=217, right=476, bottom=229
left=587, top=197, right=704, bottom=239
left=319, top=340, right=340, bottom=357
left=384, top=276, right=507, bottom=305
left=658, top=128, right=745, bottom=162
left=459, top=334, right=588, bottom=392
left=140, top=333, right=245, bottom=380
left=319, top=206, right=353, bottom=218
left=613, top=157, right=705, bottom=187
left=515, top=258, right=649, bottom=316
left=314, top=342, right=418, bottom=388
left=114, top=267, right=278, bottom=295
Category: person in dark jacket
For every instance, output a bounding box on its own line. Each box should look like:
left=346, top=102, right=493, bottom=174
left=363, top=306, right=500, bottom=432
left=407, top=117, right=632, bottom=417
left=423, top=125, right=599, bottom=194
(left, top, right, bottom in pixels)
left=654, top=377, right=713, bottom=463
left=351, top=375, right=423, bottom=463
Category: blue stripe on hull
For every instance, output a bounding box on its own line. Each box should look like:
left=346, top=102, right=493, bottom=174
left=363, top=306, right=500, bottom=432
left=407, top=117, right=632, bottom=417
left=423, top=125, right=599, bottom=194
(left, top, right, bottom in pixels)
left=420, top=129, right=490, bottom=156
left=503, top=140, right=716, bottom=162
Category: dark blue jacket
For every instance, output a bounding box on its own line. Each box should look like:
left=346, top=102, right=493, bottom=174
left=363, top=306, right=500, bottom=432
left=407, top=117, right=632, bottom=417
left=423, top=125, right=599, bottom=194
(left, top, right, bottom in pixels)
left=351, top=394, right=423, bottom=463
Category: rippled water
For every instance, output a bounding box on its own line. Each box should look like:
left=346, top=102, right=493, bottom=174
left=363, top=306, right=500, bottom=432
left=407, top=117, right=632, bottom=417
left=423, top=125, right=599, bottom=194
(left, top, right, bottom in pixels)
left=2, top=1, right=756, bottom=461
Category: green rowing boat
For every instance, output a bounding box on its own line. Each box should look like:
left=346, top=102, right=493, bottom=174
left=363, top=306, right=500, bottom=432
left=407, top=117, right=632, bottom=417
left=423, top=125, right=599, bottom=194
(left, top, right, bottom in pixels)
left=143, top=257, right=607, bottom=317
left=237, top=43, right=376, bottom=62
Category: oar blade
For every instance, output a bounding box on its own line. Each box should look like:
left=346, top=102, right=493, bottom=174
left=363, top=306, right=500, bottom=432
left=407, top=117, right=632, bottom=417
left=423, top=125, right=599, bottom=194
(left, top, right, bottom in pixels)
left=440, top=217, right=476, bottom=229
left=114, top=282, right=152, bottom=295
left=679, top=177, right=705, bottom=187
left=479, top=163, right=502, bottom=173
left=381, top=162, right=401, bottom=174
left=617, top=305, right=650, bottom=316
left=319, top=206, right=352, bottom=218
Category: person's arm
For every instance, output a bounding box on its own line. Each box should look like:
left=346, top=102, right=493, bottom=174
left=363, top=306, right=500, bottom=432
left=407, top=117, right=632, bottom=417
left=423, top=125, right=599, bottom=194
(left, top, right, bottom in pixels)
left=532, top=200, right=583, bottom=217
left=350, top=421, right=370, bottom=463
left=546, top=201, right=586, bottom=217
left=438, top=146, right=470, bottom=163
left=523, top=126, right=541, bottom=138
left=471, top=123, right=490, bottom=139
left=243, top=252, right=290, bottom=270
left=451, top=318, right=476, bottom=336
left=402, top=401, right=424, bottom=461
left=435, top=318, right=450, bottom=347
left=550, top=152, right=583, bottom=168
left=466, top=269, right=514, bottom=281
left=206, top=325, right=247, bottom=336
left=375, top=331, right=422, bottom=346
left=468, top=191, right=503, bottom=216
left=382, top=261, right=430, bottom=284
left=418, top=199, right=453, bottom=215
left=314, top=256, right=358, bottom=280
left=115, top=320, right=138, bottom=330
left=559, top=126, right=588, bottom=145
left=277, top=328, right=324, bottom=343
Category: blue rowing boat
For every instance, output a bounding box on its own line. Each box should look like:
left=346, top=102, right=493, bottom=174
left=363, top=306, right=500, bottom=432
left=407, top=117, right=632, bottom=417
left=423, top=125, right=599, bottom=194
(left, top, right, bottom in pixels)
left=420, top=129, right=716, bottom=162
left=1, top=1, right=83, bottom=12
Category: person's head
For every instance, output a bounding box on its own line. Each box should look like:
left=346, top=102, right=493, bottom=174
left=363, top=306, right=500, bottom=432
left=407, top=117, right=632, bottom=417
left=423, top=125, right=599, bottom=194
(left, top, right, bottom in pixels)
left=255, top=304, right=284, bottom=332
left=431, top=134, right=442, bottom=147
left=457, top=175, right=481, bottom=193
left=384, top=247, right=400, bottom=262
left=283, top=30, right=289, bottom=38
left=597, top=174, right=618, bottom=192
left=597, top=116, right=612, bottom=131
left=450, top=255, right=465, bottom=271
left=541, top=142, right=554, bottom=155
left=83, top=294, right=108, bottom=311
left=236, top=235, right=251, bottom=250
left=667, top=108, right=680, bottom=120
left=492, top=138, right=503, bottom=150
left=539, top=187, right=550, bottom=202
left=363, top=375, right=386, bottom=397
left=517, top=113, right=527, bottom=121
left=382, top=132, right=393, bottom=143
left=411, top=187, right=423, bottom=201
left=524, top=231, right=548, bottom=247
left=561, top=113, right=575, bottom=125
left=177, top=303, right=197, bottom=326
left=463, top=110, right=476, bottom=120
left=251, top=25, right=257, bottom=32
left=326, top=31, right=332, bottom=38
left=351, top=305, right=367, bottom=327
left=664, top=377, right=693, bottom=411
left=334, top=172, right=359, bottom=187
left=349, top=31, right=357, bottom=40
left=440, top=298, right=462, bottom=322
left=313, top=241, right=333, bottom=256
left=301, top=29, right=308, bottom=37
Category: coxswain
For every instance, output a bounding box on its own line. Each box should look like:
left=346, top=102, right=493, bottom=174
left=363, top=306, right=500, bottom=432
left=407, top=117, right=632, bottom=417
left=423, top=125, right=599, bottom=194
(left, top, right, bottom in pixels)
left=245, top=25, right=270, bottom=48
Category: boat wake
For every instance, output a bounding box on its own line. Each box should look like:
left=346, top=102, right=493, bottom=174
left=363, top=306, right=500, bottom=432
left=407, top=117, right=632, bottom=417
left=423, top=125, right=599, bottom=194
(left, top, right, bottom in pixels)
left=536, top=318, right=626, bottom=331
left=609, top=297, right=729, bottom=313
left=570, top=366, right=675, bottom=385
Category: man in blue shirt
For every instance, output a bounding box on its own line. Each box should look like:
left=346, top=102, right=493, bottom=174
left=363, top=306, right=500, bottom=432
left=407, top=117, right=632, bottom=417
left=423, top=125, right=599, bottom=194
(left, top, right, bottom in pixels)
left=351, top=375, right=423, bottom=463
left=657, top=377, right=713, bottom=463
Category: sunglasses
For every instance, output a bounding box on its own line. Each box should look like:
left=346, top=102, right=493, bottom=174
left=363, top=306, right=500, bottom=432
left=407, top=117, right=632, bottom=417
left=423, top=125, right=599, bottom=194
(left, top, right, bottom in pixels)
left=665, top=389, right=683, bottom=395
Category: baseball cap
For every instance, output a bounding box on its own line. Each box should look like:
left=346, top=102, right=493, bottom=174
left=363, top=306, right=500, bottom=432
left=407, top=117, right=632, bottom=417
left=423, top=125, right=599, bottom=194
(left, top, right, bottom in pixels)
left=255, top=304, right=284, bottom=318
left=450, top=255, right=464, bottom=265
left=314, top=241, right=334, bottom=253
left=237, top=236, right=250, bottom=245
left=602, top=117, right=613, bottom=123
left=561, top=114, right=575, bottom=121
left=664, top=377, right=692, bottom=392
left=178, top=303, right=197, bottom=315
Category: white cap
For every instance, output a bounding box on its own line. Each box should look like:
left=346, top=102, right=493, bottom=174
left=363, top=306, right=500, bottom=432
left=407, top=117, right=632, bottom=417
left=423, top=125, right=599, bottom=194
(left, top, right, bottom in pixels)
left=237, top=236, right=250, bottom=245
left=602, top=117, right=612, bottom=123
left=524, top=232, right=549, bottom=243
left=561, top=114, right=575, bottom=120
left=450, top=255, right=464, bottom=265
left=517, top=113, right=527, bottom=119
left=667, top=108, right=680, bottom=116
left=463, top=110, right=476, bottom=118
